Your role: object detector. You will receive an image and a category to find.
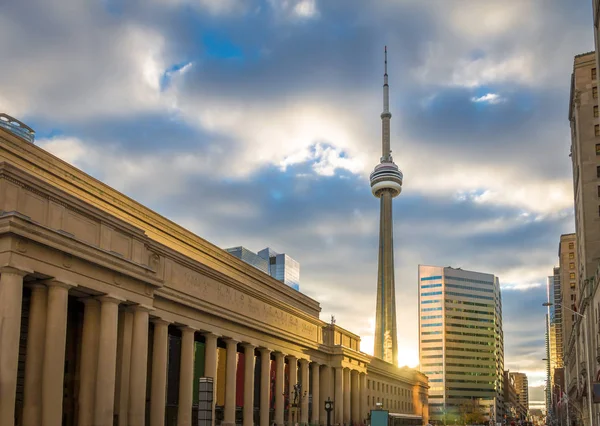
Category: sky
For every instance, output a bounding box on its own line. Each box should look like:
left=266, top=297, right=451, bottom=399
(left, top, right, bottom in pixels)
left=0, top=0, right=594, bottom=407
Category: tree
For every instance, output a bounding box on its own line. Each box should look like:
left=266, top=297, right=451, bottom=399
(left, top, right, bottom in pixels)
left=458, top=399, right=486, bottom=425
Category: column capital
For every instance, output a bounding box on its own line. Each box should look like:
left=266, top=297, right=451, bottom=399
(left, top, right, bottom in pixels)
left=273, top=351, right=286, bottom=359
left=298, top=358, right=310, bottom=366
left=178, top=325, right=198, bottom=333
left=41, top=279, right=77, bottom=290
left=287, top=354, right=298, bottom=361
left=128, top=303, right=154, bottom=313
left=241, top=342, right=256, bottom=350
left=79, top=296, right=100, bottom=306
left=150, top=317, right=171, bottom=326
left=26, top=282, right=47, bottom=291
left=96, top=294, right=126, bottom=304
left=258, top=347, right=272, bottom=356
left=202, top=330, right=220, bottom=339
left=224, top=337, right=240, bottom=346
left=0, top=265, right=32, bottom=276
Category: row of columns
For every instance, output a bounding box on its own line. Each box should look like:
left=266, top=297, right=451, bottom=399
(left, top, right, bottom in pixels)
left=0, top=267, right=369, bottom=426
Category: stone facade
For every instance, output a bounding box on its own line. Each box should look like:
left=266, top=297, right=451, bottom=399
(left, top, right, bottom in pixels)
left=0, top=125, right=428, bottom=426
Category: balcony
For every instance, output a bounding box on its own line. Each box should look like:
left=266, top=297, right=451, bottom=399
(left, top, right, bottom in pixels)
left=0, top=113, right=35, bottom=143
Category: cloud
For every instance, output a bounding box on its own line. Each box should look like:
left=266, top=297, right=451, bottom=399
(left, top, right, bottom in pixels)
left=3, top=0, right=590, bottom=384
left=471, top=93, right=506, bottom=104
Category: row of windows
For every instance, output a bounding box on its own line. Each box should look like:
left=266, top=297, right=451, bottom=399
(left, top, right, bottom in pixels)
left=422, top=299, right=441, bottom=305
left=445, top=306, right=493, bottom=316
left=421, top=315, right=443, bottom=320
left=422, top=323, right=442, bottom=327
left=430, top=379, right=443, bottom=382
left=422, top=347, right=442, bottom=351
left=366, top=380, right=413, bottom=399
left=421, top=331, right=442, bottom=335
left=445, top=275, right=494, bottom=286
left=445, top=283, right=494, bottom=294
left=421, top=291, right=443, bottom=297
left=447, top=346, right=494, bottom=354
left=447, top=330, right=493, bottom=339
left=421, top=276, right=442, bottom=281
left=446, top=315, right=494, bottom=323
left=446, top=362, right=493, bottom=369
left=421, top=307, right=442, bottom=312
left=446, top=299, right=493, bottom=308
left=446, top=371, right=493, bottom=376
left=366, top=396, right=413, bottom=412
left=445, top=291, right=494, bottom=301
left=422, top=355, right=442, bottom=359
left=422, top=362, right=443, bottom=367
left=421, top=339, right=443, bottom=343
left=446, top=379, right=495, bottom=385
left=421, top=283, right=442, bottom=289
left=422, top=370, right=443, bottom=375
left=448, top=387, right=495, bottom=392
left=445, top=355, right=493, bottom=361
left=446, top=338, right=494, bottom=346
left=446, top=322, right=493, bottom=331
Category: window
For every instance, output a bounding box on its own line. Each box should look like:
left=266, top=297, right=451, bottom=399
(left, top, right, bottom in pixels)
left=598, top=204, right=600, bottom=217
left=595, top=125, right=600, bottom=136
left=569, top=252, right=575, bottom=259
left=594, top=86, right=598, bottom=99
left=569, top=242, right=574, bottom=249
left=377, top=382, right=380, bottom=391
left=570, top=272, right=576, bottom=279
left=367, top=396, right=370, bottom=406
left=593, top=68, right=597, bottom=80
left=570, top=262, right=575, bottom=269
left=598, top=186, right=600, bottom=197
left=571, top=294, right=576, bottom=301
left=597, top=144, right=600, bottom=155
left=597, top=165, right=600, bottom=178
left=367, top=380, right=370, bottom=389
left=595, top=105, right=599, bottom=117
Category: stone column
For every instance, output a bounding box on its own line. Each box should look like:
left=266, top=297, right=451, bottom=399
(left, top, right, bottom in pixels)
left=351, top=371, right=359, bottom=424
left=259, top=348, right=272, bottom=426
left=319, top=365, right=332, bottom=424
left=22, top=284, right=47, bottom=426
left=150, top=319, right=170, bottom=426
left=334, top=367, right=343, bottom=425
left=224, top=338, right=239, bottom=426
left=204, top=332, right=219, bottom=425
left=358, top=373, right=367, bottom=423
left=78, top=298, right=101, bottom=426
left=288, top=355, right=298, bottom=425
left=42, top=280, right=74, bottom=426
left=343, top=368, right=350, bottom=424
left=310, top=363, right=320, bottom=426
left=178, top=326, right=196, bottom=426
left=274, top=352, right=286, bottom=426
left=94, top=295, right=123, bottom=426
left=243, top=344, right=256, bottom=426
left=116, top=309, right=133, bottom=426
left=0, top=266, right=28, bottom=426
left=128, top=305, right=151, bottom=426
left=299, top=359, right=310, bottom=426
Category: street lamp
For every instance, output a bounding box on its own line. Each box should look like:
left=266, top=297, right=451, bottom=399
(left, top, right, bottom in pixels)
left=544, top=301, right=593, bottom=426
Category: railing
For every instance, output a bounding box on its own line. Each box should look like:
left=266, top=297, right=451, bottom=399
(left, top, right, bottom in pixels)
left=0, top=113, right=35, bottom=143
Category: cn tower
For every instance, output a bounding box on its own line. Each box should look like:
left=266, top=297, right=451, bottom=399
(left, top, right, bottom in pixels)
left=370, top=46, right=403, bottom=365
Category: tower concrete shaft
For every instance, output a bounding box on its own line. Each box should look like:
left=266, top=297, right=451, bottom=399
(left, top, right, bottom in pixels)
left=370, top=46, right=403, bottom=366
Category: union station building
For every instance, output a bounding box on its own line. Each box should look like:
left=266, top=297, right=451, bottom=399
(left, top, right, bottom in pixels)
left=0, top=116, right=428, bottom=426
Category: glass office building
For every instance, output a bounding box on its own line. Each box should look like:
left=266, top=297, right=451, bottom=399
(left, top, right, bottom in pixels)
left=225, top=246, right=300, bottom=291
left=418, top=265, right=505, bottom=425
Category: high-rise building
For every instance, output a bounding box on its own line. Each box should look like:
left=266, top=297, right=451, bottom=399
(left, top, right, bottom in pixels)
left=257, top=247, right=300, bottom=291
left=370, top=47, right=403, bottom=365
left=418, top=265, right=505, bottom=424
left=225, top=246, right=300, bottom=291
left=552, top=266, right=563, bottom=370
left=569, top=52, right=600, bottom=286
left=509, top=372, right=529, bottom=418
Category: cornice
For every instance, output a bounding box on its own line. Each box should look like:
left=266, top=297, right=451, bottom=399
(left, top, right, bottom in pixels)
left=0, top=213, right=162, bottom=288
left=0, top=132, right=320, bottom=314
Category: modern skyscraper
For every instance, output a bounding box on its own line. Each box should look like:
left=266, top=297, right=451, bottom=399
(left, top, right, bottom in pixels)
left=370, top=47, right=403, bottom=366
left=418, top=265, right=505, bottom=424
left=225, top=246, right=300, bottom=291
left=509, top=372, right=529, bottom=416
left=558, top=234, right=578, bottom=354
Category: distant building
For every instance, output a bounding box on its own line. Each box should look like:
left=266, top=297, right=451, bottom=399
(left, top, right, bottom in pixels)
left=225, top=246, right=300, bottom=291
left=510, top=372, right=529, bottom=413
left=418, top=265, right=505, bottom=424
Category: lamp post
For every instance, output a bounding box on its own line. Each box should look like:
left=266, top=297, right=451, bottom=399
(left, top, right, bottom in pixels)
left=324, top=397, right=334, bottom=426
left=545, top=302, right=593, bottom=426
